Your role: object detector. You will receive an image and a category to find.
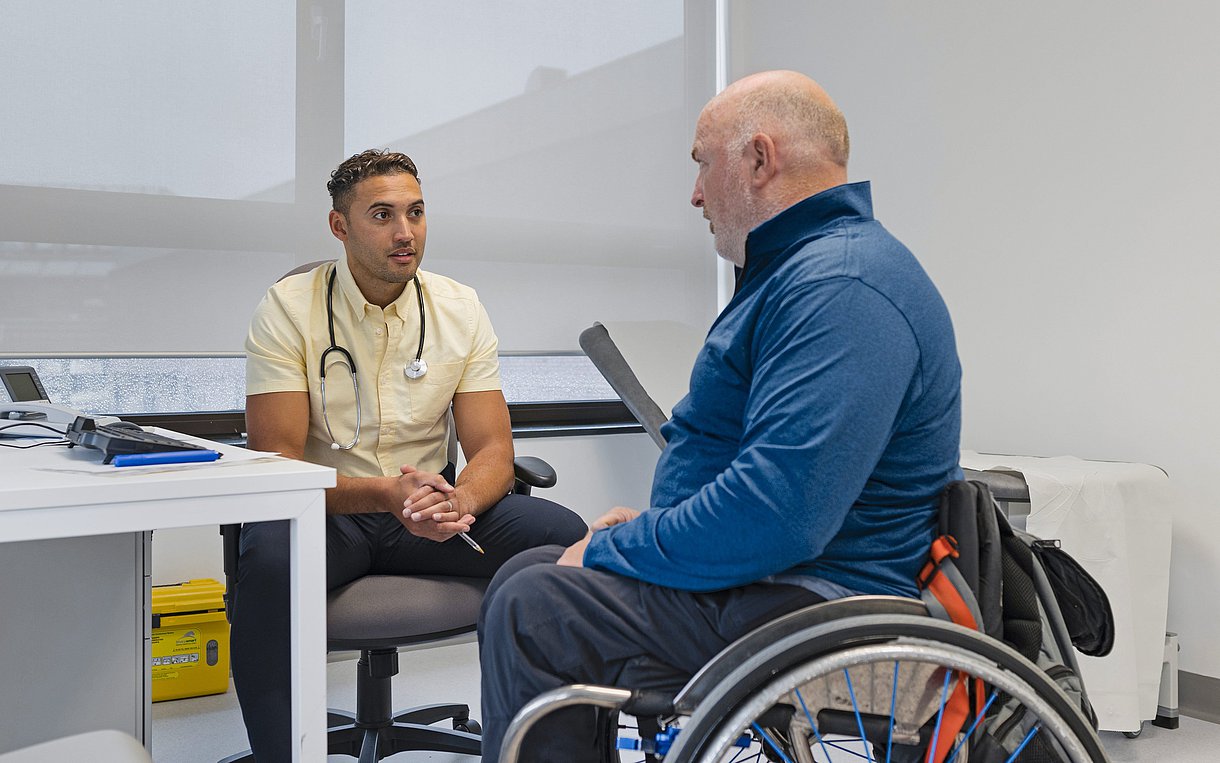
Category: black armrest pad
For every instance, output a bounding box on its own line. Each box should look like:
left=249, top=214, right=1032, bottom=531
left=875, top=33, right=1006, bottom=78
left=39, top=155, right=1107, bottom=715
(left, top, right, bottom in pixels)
left=513, top=456, right=557, bottom=489
left=220, top=523, right=241, bottom=578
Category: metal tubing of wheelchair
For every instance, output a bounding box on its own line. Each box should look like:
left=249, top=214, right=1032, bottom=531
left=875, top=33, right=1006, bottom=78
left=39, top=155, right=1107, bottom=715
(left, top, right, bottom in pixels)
left=674, top=641, right=1099, bottom=763
left=498, top=684, right=633, bottom=763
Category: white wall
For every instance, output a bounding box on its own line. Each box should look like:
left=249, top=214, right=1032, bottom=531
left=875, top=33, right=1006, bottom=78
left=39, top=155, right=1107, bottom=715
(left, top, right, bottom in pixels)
left=151, top=432, right=660, bottom=584
left=731, top=1, right=1220, bottom=676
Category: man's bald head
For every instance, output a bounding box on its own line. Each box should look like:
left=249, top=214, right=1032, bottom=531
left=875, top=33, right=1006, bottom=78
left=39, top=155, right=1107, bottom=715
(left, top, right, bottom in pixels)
left=690, top=71, right=851, bottom=266
left=710, top=70, right=850, bottom=171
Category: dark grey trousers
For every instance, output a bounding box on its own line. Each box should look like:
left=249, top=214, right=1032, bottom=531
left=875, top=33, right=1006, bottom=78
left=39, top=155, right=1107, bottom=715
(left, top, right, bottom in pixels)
left=478, top=546, right=825, bottom=763
left=229, top=494, right=587, bottom=763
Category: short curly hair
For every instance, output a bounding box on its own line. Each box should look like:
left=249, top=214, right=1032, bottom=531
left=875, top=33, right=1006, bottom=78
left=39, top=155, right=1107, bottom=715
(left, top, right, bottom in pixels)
left=327, top=149, right=420, bottom=214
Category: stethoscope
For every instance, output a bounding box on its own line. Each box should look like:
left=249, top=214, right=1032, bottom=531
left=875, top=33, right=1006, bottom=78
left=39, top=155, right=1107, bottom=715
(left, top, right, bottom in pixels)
left=320, top=266, right=427, bottom=450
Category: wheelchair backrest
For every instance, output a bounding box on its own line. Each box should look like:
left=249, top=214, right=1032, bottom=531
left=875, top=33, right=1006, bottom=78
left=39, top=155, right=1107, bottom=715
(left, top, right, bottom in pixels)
left=921, top=479, right=1113, bottom=761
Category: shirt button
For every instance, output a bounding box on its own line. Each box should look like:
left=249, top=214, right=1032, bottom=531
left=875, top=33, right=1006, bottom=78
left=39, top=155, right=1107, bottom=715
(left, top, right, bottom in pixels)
left=374, top=328, right=383, bottom=336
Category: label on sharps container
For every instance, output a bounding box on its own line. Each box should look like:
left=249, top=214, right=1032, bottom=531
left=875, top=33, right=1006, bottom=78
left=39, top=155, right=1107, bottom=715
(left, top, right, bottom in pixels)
left=151, top=627, right=202, bottom=682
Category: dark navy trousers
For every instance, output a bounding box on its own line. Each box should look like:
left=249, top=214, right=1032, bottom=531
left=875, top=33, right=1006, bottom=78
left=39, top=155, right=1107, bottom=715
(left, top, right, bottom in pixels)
left=478, top=546, right=825, bottom=763
left=229, top=494, right=587, bottom=762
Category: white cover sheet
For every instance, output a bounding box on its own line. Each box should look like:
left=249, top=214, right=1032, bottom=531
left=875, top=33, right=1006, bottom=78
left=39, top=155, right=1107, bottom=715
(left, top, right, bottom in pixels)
left=960, top=451, right=1176, bottom=733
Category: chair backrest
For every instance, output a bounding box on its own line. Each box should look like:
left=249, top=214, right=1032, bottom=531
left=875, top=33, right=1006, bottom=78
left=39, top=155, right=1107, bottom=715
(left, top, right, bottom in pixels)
left=280, top=259, right=334, bottom=281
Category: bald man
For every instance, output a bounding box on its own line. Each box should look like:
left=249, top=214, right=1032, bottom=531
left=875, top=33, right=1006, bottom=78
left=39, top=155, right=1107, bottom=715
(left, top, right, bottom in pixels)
left=477, top=71, right=963, bottom=761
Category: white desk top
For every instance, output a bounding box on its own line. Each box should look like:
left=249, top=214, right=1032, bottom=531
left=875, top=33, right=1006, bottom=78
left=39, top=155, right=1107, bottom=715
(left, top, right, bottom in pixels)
left=0, top=433, right=335, bottom=537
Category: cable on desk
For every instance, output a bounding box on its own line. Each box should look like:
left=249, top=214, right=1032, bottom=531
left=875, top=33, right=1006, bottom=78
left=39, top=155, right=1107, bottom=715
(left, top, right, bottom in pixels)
left=0, top=420, right=71, bottom=447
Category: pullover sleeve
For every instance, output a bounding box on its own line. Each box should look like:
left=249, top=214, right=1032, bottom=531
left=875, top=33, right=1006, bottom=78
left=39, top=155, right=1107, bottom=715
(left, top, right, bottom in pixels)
left=583, top=278, right=921, bottom=591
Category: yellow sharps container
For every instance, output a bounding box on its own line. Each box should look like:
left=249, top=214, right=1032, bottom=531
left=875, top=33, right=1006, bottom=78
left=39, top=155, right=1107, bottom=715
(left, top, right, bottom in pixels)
left=150, top=578, right=230, bottom=702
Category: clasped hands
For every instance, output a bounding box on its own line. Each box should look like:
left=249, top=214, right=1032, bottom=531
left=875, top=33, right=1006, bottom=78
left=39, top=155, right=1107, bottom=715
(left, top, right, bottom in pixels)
left=395, top=464, right=474, bottom=542
left=557, top=506, right=640, bottom=567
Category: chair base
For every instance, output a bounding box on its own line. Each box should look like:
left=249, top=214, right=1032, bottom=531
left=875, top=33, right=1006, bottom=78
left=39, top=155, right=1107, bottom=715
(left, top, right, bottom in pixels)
left=218, top=703, right=481, bottom=762
left=327, top=721, right=480, bottom=760
left=329, top=701, right=481, bottom=760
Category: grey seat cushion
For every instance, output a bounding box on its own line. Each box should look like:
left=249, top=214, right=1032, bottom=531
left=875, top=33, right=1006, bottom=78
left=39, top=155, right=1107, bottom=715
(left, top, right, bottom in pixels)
left=327, top=575, right=490, bottom=651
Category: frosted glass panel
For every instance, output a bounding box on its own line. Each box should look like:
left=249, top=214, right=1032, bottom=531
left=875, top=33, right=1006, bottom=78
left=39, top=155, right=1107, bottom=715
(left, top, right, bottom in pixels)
left=2, top=355, right=616, bottom=415
left=0, top=0, right=296, bottom=201
left=344, top=0, right=717, bottom=351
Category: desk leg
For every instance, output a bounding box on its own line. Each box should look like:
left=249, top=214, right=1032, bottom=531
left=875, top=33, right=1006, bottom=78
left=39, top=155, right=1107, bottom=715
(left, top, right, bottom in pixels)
left=289, top=493, right=327, bottom=762
left=1154, top=632, right=1180, bottom=730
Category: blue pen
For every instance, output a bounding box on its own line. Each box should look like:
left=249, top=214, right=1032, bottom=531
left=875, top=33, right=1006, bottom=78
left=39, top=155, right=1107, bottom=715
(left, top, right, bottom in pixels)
left=111, top=450, right=222, bottom=467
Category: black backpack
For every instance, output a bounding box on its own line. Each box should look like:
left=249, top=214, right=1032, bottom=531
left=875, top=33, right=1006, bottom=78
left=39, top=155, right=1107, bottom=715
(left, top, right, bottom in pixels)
left=918, top=480, right=1114, bottom=762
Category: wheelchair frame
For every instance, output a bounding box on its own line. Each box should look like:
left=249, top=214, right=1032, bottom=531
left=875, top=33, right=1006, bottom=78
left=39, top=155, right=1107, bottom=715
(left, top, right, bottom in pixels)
left=499, top=601, right=1110, bottom=763
left=496, top=477, right=1113, bottom=763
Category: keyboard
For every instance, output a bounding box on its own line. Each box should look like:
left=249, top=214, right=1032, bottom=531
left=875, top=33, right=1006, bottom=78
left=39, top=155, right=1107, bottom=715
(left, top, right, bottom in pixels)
left=66, top=416, right=217, bottom=464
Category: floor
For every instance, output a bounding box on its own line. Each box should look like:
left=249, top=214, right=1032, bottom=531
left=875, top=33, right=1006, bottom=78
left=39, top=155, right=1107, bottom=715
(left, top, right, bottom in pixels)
left=152, top=640, right=1220, bottom=762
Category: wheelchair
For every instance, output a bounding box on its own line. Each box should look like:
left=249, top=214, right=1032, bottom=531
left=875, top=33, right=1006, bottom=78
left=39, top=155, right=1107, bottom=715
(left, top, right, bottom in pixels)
left=498, top=480, right=1112, bottom=763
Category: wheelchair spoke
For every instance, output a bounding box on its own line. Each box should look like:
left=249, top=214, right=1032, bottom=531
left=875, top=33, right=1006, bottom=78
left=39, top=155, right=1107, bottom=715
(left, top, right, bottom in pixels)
left=1005, top=723, right=1042, bottom=763
left=822, top=738, right=873, bottom=760
left=751, top=723, right=797, bottom=763
left=725, top=743, right=763, bottom=762
left=885, top=659, right=900, bottom=762
left=943, top=688, right=1000, bottom=763
left=923, top=666, right=955, bottom=763
left=842, top=668, right=874, bottom=763
left=795, top=687, right=837, bottom=761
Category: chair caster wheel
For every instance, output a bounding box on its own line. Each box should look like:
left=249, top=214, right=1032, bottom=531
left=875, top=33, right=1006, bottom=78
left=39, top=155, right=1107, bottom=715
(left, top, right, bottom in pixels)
left=1123, top=728, right=1142, bottom=739
left=455, top=718, right=481, bottom=734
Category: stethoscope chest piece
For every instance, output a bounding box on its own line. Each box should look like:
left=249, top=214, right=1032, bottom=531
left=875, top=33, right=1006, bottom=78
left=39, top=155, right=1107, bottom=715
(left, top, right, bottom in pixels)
left=404, top=358, right=428, bottom=379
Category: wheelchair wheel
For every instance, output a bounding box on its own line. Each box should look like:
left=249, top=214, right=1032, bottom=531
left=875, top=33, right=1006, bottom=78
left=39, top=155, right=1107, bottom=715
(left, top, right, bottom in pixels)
left=663, top=615, right=1107, bottom=763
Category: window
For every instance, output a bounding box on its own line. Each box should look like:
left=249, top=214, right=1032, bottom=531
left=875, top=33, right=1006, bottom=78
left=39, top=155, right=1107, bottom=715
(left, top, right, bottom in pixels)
left=344, top=0, right=717, bottom=352
left=0, top=1, right=714, bottom=412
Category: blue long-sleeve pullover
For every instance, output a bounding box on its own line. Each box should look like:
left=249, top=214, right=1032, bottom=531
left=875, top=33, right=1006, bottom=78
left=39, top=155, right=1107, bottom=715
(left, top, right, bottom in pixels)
left=584, top=182, right=962, bottom=597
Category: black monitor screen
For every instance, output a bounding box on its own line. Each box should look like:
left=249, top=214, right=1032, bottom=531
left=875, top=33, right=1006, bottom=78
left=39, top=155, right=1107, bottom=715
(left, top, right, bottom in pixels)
left=2, top=370, right=44, bottom=402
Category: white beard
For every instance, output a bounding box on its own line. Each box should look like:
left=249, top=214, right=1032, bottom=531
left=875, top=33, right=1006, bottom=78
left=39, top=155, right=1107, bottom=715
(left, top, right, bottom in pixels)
left=714, top=224, right=749, bottom=267
left=711, top=171, right=756, bottom=267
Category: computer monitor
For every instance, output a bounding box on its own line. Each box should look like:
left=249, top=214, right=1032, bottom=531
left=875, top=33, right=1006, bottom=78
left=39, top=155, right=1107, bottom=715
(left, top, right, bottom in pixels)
left=0, top=366, right=50, bottom=403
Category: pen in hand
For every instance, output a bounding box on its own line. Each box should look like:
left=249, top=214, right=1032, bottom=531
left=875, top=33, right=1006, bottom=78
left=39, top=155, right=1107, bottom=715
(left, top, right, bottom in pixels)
left=457, top=531, right=485, bottom=555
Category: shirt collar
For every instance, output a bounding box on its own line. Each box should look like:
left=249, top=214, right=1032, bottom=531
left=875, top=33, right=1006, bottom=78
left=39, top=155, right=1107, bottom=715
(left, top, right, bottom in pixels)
left=332, top=257, right=425, bottom=322
left=738, top=181, right=874, bottom=289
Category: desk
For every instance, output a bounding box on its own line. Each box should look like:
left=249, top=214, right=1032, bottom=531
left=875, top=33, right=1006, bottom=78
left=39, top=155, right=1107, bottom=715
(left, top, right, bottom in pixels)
left=961, top=451, right=1176, bottom=733
left=0, top=437, right=334, bottom=760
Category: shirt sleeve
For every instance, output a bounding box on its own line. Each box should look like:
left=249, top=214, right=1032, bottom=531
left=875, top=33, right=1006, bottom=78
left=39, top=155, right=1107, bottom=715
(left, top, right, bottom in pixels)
left=454, top=297, right=501, bottom=394
left=583, top=279, right=921, bottom=591
left=245, top=288, right=309, bottom=396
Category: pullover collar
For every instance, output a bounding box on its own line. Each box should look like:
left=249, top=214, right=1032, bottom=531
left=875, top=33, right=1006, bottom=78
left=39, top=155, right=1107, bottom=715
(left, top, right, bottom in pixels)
left=735, top=181, right=875, bottom=295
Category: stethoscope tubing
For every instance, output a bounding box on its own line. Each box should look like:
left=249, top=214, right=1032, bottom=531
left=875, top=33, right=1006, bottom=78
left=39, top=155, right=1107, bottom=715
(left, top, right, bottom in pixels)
left=319, top=265, right=427, bottom=450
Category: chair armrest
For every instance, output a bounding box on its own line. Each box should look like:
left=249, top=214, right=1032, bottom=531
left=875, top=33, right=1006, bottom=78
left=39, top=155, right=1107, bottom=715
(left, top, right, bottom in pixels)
left=219, top=523, right=241, bottom=623
left=512, top=456, right=557, bottom=494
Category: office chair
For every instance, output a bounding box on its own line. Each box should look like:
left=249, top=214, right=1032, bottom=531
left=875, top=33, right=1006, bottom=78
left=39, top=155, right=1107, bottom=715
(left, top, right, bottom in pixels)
left=219, top=260, right=559, bottom=761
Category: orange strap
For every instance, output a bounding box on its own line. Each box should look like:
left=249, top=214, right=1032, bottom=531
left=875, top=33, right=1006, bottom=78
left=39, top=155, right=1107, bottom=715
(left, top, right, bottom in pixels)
left=919, top=535, right=987, bottom=762
left=926, top=681, right=972, bottom=763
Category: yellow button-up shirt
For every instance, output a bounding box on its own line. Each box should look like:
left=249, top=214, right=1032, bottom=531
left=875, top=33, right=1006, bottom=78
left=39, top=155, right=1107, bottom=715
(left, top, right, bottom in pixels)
left=245, top=258, right=501, bottom=477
